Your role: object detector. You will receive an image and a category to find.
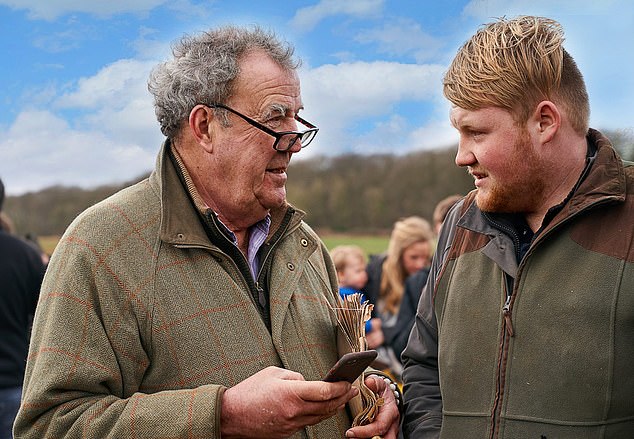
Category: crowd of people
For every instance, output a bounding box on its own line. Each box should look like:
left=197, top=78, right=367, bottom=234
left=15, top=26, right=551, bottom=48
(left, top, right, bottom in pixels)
left=2, top=14, right=632, bottom=439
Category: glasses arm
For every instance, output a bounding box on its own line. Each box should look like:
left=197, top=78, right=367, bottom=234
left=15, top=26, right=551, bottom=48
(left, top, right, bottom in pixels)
left=204, top=103, right=281, bottom=138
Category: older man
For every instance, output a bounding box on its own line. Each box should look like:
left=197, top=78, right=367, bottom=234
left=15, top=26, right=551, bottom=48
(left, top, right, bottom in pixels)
left=15, top=26, right=399, bottom=439
left=402, top=16, right=634, bottom=439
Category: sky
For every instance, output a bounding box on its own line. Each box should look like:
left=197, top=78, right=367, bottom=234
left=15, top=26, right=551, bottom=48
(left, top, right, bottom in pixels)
left=0, top=0, right=632, bottom=195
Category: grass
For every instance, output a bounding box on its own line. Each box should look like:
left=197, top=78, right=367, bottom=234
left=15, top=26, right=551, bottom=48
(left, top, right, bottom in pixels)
left=320, top=234, right=389, bottom=256
left=38, top=235, right=61, bottom=256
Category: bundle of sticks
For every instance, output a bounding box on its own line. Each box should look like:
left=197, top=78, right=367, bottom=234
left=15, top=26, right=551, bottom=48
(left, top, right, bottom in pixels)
left=331, top=293, right=384, bottom=429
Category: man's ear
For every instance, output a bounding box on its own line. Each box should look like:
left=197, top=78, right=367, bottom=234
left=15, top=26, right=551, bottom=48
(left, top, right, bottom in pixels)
left=532, top=100, right=561, bottom=144
left=189, top=104, right=215, bottom=152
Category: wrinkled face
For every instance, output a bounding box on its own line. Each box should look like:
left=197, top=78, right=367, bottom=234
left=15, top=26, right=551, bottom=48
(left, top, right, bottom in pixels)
left=450, top=106, right=546, bottom=213
left=338, top=256, right=368, bottom=290
left=401, top=240, right=432, bottom=276
left=207, top=50, right=305, bottom=225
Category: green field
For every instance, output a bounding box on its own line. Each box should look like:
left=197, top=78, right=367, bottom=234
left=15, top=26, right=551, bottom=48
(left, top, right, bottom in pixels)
left=321, top=234, right=389, bottom=256
left=38, top=235, right=60, bottom=256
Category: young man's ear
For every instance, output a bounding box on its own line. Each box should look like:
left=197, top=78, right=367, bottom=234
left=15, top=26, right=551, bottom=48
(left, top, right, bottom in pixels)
left=532, top=100, right=561, bottom=144
left=189, top=104, right=215, bottom=152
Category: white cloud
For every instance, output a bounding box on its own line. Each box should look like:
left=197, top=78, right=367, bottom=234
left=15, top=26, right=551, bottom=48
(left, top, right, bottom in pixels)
left=354, top=18, right=444, bottom=62
left=55, top=59, right=156, bottom=109
left=0, top=110, right=156, bottom=195
left=298, top=60, right=448, bottom=157
left=408, top=118, right=458, bottom=151
left=0, top=55, right=165, bottom=195
left=0, top=0, right=170, bottom=20
left=301, top=61, right=445, bottom=116
left=53, top=58, right=163, bottom=147
left=290, top=0, right=384, bottom=32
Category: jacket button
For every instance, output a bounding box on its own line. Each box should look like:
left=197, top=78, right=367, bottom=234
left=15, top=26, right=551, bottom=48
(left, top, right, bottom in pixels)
left=300, top=238, right=308, bottom=247
left=177, top=233, right=184, bottom=240
left=287, top=262, right=295, bottom=271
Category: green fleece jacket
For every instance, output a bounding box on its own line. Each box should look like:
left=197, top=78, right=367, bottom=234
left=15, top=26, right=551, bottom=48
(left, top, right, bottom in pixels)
left=14, top=142, right=351, bottom=438
left=402, top=129, right=634, bottom=439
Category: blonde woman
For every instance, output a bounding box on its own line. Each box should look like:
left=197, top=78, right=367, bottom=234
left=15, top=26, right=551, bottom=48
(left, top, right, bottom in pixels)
left=363, top=216, right=434, bottom=378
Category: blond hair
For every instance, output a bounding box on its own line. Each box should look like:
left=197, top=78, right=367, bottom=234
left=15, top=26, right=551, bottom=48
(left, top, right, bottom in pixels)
left=443, top=15, right=589, bottom=135
left=330, top=245, right=367, bottom=274
left=380, top=216, right=434, bottom=314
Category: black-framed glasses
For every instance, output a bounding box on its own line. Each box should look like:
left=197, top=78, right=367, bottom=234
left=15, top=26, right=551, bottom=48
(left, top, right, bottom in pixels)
left=200, top=103, right=319, bottom=151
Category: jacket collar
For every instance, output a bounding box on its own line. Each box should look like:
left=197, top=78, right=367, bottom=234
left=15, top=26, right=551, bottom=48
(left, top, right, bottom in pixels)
left=149, top=139, right=306, bottom=249
left=549, top=128, right=626, bottom=227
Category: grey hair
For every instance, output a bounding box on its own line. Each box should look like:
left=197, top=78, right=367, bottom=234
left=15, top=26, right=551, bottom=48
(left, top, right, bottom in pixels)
left=147, top=25, right=301, bottom=139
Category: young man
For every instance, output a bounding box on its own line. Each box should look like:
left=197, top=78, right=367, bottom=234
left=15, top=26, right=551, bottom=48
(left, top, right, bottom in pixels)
left=15, top=26, right=399, bottom=439
left=402, top=16, right=634, bottom=439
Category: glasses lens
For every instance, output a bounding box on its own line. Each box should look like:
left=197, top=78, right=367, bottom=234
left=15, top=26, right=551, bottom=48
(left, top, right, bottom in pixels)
left=274, top=134, right=295, bottom=151
left=301, top=129, right=317, bottom=147
left=273, top=128, right=318, bottom=151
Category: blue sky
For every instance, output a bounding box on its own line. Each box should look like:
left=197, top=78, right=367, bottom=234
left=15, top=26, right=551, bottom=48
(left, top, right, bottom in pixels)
left=1, top=0, right=632, bottom=195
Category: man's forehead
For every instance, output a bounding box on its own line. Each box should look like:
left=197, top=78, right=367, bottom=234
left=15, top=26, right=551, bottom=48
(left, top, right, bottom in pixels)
left=450, top=106, right=506, bottom=126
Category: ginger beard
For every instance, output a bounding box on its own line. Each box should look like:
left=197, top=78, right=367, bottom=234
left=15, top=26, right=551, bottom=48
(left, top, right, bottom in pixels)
left=473, top=128, right=547, bottom=214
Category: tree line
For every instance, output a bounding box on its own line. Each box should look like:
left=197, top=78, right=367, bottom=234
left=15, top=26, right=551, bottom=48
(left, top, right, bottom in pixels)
left=5, top=128, right=633, bottom=238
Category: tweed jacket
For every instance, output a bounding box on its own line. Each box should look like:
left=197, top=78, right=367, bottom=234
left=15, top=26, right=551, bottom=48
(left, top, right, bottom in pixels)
left=15, top=142, right=351, bottom=438
left=402, top=129, right=634, bottom=438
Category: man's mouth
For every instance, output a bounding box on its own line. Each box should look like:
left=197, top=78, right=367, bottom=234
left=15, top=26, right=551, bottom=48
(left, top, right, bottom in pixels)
left=469, top=168, right=488, bottom=186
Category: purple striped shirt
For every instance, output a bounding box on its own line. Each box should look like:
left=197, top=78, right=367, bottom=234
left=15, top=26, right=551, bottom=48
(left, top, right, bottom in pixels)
left=218, top=215, right=271, bottom=280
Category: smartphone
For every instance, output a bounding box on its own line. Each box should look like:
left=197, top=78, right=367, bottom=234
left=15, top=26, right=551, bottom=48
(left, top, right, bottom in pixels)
left=323, top=350, right=378, bottom=383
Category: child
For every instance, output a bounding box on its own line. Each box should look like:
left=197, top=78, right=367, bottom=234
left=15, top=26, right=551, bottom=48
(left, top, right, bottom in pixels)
left=330, top=245, right=383, bottom=346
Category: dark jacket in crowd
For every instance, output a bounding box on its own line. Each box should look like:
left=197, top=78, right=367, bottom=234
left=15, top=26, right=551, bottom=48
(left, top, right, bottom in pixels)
left=363, top=255, right=429, bottom=360
left=392, top=267, right=429, bottom=360
left=0, top=229, right=46, bottom=388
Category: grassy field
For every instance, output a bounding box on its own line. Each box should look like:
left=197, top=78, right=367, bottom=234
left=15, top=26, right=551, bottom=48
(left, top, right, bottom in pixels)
left=39, top=235, right=61, bottom=256
left=321, top=234, right=389, bottom=256
left=38, top=233, right=390, bottom=258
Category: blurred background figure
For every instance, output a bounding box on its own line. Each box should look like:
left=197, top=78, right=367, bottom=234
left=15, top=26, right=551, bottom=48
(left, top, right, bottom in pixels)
left=363, top=216, right=434, bottom=380
left=330, top=244, right=384, bottom=349
left=0, top=177, right=46, bottom=439
left=389, top=196, right=463, bottom=366
left=0, top=212, right=14, bottom=235
left=432, top=194, right=462, bottom=236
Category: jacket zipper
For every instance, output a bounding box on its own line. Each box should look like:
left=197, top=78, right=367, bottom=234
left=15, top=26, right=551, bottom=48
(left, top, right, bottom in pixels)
left=489, top=281, right=515, bottom=439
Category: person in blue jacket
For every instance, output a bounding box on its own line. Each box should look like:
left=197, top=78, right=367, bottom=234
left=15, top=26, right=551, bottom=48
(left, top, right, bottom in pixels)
left=330, top=245, right=384, bottom=348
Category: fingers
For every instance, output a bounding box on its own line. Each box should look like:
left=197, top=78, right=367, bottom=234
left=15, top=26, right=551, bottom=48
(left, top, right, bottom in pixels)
left=344, top=410, right=400, bottom=439
left=272, top=381, right=358, bottom=432
left=363, top=374, right=387, bottom=394
left=296, top=386, right=357, bottom=416
left=266, top=365, right=306, bottom=381
left=293, top=379, right=355, bottom=402
left=345, top=375, right=401, bottom=439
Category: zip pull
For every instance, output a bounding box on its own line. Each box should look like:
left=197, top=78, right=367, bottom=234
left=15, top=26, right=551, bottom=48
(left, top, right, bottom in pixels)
left=255, top=282, right=266, bottom=309
left=503, top=295, right=515, bottom=337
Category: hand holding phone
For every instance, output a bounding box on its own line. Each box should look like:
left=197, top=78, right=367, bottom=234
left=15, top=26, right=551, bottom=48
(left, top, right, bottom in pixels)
left=323, top=350, right=378, bottom=383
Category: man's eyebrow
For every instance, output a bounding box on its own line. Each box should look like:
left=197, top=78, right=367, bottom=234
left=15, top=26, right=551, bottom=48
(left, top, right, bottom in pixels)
left=451, top=117, right=476, bottom=131
left=264, top=103, right=289, bottom=118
